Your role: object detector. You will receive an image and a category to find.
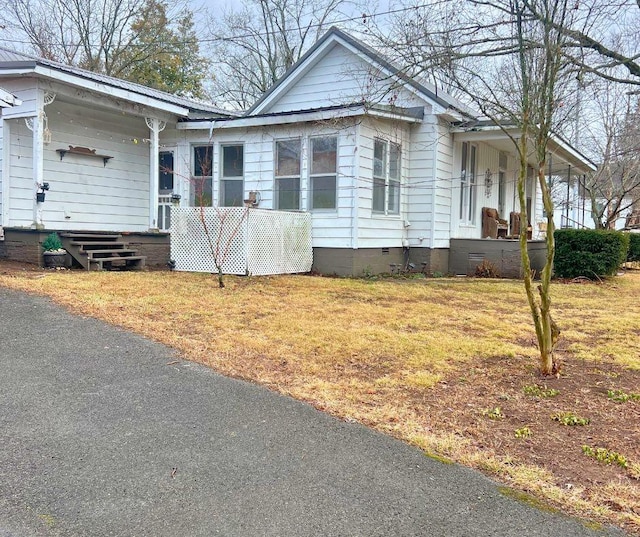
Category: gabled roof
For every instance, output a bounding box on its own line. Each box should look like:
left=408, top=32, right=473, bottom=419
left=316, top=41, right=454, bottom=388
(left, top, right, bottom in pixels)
left=0, top=47, right=235, bottom=117
left=248, top=26, right=475, bottom=119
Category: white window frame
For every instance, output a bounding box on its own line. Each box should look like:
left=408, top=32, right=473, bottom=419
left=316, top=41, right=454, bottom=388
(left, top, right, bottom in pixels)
left=275, top=138, right=302, bottom=211
left=373, top=138, right=401, bottom=215
left=220, top=143, right=244, bottom=207
left=309, top=135, right=338, bottom=211
left=460, top=141, right=477, bottom=223
left=191, top=144, right=213, bottom=207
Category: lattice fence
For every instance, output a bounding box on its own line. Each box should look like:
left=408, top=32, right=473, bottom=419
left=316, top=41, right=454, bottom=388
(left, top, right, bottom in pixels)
left=170, top=207, right=312, bottom=275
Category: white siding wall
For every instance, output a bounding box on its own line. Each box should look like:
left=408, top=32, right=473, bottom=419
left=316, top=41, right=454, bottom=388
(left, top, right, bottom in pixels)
left=266, top=44, right=425, bottom=114
left=432, top=120, right=454, bottom=247
left=405, top=118, right=435, bottom=247
left=8, top=119, right=34, bottom=226
left=36, top=101, right=151, bottom=231
left=356, top=117, right=410, bottom=248
left=173, top=122, right=358, bottom=248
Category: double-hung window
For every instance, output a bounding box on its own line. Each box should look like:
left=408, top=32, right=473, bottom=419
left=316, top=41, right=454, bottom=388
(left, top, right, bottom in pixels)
left=460, top=141, right=477, bottom=223
left=192, top=145, right=213, bottom=206
left=310, top=136, right=337, bottom=210
left=275, top=139, right=301, bottom=210
left=220, top=144, right=244, bottom=207
left=373, top=138, right=401, bottom=215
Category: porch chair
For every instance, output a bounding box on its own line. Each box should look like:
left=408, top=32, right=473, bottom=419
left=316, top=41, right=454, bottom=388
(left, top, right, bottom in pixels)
left=509, top=212, right=533, bottom=239
left=481, top=207, right=509, bottom=239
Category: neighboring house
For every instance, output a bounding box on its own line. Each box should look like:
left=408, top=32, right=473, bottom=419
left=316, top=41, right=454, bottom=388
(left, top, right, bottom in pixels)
left=0, top=28, right=596, bottom=276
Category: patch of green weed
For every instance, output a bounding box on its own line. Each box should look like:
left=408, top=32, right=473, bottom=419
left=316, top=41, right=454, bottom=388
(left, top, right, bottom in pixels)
left=551, top=412, right=590, bottom=426
left=482, top=407, right=505, bottom=420
left=582, top=445, right=628, bottom=468
left=523, top=384, right=560, bottom=398
left=515, top=426, right=532, bottom=439
left=607, top=389, right=640, bottom=403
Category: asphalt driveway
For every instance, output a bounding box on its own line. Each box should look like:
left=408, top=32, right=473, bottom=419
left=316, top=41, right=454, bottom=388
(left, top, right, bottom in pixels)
left=0, top=288, right=624, bottom=536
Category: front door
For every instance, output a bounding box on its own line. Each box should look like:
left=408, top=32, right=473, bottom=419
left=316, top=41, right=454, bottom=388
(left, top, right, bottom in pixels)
left=158, top=150, right=175, bottom=231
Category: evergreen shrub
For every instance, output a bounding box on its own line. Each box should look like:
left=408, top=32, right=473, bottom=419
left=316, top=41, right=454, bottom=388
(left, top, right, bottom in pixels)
left=554, top=229, right=629, bottom=279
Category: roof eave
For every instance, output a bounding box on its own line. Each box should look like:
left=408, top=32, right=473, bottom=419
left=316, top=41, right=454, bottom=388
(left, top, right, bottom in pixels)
left=178, top=104, right=423, bottom=130
left=32, top=65, right=189, bottom=116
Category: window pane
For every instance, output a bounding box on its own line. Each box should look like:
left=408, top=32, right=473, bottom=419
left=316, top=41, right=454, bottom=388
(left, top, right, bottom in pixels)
left=389, top=143, right=400, bottom=180
left=373, top=178, right=385, bottom=212
left=468, top=145, right=477, bottom=222
left=388, top=179, right=400, bottom=214
left=193, top=176, right=212, bottom=206
left=159, top=151, right=174, bottom=191
left=460, top=142, right=468, bottom=219
left=276, top=177, right=300, bottom=210
left=193, top=146, right=213, bottom=177
left=276, top=139, right=301, bottom=176
left=222, top=145, right=243, bottom=177
left=311, top=137, right=337, bottom=174
left=469, top=145, right=476, bottom=184
left=221, top=179, right=244, bottom=207
left=373, top=139, right=386, bottom=178
left=311, top=175, right=336, bottom=209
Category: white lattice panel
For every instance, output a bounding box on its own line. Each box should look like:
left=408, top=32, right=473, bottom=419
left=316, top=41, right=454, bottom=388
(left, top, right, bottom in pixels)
left=170, top=208, right=312, bottom=275
left=171, top=207, right=248, bottom=274
left=247, top=210, right=313, bottom=275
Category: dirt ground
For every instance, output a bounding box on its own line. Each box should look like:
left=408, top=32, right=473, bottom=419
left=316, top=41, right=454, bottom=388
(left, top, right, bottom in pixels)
left=413, top=353, right=639, bottom=495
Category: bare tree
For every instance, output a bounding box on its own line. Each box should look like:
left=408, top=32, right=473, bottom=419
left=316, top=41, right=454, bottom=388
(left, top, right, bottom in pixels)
left=205, top=0, right=348, bottom=109
left=373, top=0, right=578, bottom=374
left=581, top=80, right=640, bottom=228
left=1, top=0, right=210, bottom=96
left=520, top=0, right=640, bottom=85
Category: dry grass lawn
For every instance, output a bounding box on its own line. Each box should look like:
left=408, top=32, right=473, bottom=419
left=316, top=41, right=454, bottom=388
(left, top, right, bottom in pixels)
left=1, top=261, right=639, bottom=534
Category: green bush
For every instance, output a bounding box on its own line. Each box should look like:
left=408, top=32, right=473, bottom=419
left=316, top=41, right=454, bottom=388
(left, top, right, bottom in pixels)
left=42, top=232, right=63, bottom=252
left=554, top=229, right=629, bottom=279
left=627, top=233, right=640, bottom=263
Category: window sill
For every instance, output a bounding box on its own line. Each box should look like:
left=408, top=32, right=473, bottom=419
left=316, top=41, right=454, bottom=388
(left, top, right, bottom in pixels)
left=372, top=213, right=402, bottom=218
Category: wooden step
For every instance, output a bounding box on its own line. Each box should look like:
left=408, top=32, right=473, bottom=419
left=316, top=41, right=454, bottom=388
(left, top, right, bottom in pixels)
left=89, top=256, right=146, bottom=271
left=87, top=249, right=138, bottom=258
left=61, top=233, right=122, bottom=240
left=72, top=241, right=128, bottom=250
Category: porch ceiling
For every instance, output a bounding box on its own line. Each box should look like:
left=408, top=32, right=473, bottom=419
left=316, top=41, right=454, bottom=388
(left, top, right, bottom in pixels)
left=452, top=126, right=596, bottom=175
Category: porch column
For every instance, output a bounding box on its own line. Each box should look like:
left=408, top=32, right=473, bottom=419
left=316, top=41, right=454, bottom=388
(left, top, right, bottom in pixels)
left=31, top=111, right=44, bottom=228
left=146, top=118, right=166, bottom=230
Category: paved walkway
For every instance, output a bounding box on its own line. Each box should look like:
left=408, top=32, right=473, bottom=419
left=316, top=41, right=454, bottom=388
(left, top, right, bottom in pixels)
left=0, top=288, right=624, bottom=536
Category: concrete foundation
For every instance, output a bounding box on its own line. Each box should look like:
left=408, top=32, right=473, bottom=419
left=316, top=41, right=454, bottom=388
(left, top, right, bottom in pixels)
left=449, top=238, right=547, bottom=278
left=312, top=247, right=451, bottom=277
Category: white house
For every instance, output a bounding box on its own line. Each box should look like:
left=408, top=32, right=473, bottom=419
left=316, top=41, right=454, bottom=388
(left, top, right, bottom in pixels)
left=0, top=28, right=596, bottom=276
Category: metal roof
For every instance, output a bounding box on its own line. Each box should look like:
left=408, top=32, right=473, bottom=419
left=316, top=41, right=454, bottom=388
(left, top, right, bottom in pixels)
left=0, top=46, right=236, bottom=117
